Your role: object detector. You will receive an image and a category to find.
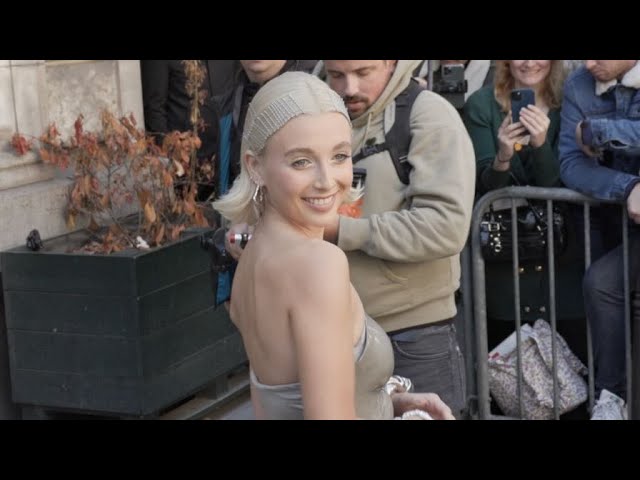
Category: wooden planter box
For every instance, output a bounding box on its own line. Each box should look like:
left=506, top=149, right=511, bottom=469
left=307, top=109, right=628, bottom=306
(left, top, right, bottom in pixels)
left=0, top=228, right=246, bottom=417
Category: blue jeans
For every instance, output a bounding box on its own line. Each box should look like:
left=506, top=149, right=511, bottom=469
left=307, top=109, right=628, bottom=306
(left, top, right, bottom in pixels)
left=581, top=209, right=640, bottom=401
left=390, top=321, right=466, bottom=416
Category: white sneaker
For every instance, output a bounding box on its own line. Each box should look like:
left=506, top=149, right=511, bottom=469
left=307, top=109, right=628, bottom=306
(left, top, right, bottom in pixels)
left=591, top=389, right=628, bottom=420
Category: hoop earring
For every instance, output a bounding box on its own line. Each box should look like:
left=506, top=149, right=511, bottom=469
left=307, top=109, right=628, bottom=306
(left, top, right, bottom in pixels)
left=252, top=182, right=264, bottom=220
left=252, top=183, right=263, bottom=205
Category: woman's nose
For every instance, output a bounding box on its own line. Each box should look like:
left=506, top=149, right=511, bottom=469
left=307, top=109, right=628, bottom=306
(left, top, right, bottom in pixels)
left=314, top=162, right=334, bottom=189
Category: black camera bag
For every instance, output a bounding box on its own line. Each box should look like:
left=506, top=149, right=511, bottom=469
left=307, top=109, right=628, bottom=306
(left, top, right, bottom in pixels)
left=480, top=202, right=568, bottom=263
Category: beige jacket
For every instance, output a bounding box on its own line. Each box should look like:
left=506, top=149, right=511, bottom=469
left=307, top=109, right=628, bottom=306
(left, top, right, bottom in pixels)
left=338, top=60, right=476, bottom=332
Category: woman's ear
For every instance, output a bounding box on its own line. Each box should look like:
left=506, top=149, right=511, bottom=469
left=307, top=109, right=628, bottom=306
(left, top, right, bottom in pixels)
left=244, top=150, right=263, bottom=185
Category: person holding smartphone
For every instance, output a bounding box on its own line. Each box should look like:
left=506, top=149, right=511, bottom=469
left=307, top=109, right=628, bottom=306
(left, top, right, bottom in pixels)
left=463, top=60, right=566, bottom=191
left=462, top=61, right=588, bottom=404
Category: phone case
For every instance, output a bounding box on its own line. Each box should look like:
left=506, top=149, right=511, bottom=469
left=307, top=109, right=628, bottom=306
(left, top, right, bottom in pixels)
left=510, top=88, right=535, bottom=123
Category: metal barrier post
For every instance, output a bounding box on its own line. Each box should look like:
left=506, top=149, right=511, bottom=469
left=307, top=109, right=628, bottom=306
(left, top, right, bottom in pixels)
left=622, top=209, right=632, bottom=419
left=460, top=242, right=478, bottom=417
left=469, top=186, right=634, bottom=420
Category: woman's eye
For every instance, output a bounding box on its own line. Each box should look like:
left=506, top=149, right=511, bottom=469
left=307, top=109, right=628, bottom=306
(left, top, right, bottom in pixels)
left=334, top=153, right=351, bottom=163
left=292, top=158, right=311, bottom=168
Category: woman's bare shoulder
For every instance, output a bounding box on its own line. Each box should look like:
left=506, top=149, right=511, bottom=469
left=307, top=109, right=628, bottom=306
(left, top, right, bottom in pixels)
left=291, top=239, right=348, bottom=272
left=286, top=240, right=353, bottom=325
left=274, top=239, right=349, bottom=293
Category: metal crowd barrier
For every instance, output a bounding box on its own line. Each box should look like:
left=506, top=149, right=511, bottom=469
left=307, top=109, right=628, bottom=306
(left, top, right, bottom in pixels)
left=463, top=186, right=636, bottom=420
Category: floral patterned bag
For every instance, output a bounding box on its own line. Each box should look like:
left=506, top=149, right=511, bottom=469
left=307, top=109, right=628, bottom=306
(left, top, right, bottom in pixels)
left=488, top=319, right=588, bottom=420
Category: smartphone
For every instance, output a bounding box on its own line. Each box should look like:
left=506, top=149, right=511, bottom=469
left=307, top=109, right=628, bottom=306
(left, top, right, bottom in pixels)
left=510, top=88, right=535, bottom=123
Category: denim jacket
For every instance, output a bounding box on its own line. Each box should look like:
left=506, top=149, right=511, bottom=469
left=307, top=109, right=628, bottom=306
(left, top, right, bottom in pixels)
left=559, top=65, right=640, bottom=202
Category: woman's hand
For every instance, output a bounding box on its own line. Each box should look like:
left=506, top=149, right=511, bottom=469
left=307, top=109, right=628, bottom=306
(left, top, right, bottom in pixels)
left=519, top=105, right=550, bottom=148
left=392, top=391, right=455, bottom=420
left=495, top=114, right=528, bottom=170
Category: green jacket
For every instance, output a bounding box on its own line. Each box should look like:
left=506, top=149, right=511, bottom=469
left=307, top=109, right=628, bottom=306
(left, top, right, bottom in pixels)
left=463, top=86, right=584, bottom=323
left=463, top=86, right=560, bottom=195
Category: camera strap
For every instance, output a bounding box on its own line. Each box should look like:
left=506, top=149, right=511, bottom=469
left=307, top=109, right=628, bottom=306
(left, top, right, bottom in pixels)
left=512, top=172, right=549, bottom=230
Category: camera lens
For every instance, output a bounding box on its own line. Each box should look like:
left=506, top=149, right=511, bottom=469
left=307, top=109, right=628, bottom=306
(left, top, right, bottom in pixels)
left=512, top=91, right=521, bottom=100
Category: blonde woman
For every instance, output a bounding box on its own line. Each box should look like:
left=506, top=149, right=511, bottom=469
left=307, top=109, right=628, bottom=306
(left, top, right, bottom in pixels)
left=213, top=72, right=454, bottom=420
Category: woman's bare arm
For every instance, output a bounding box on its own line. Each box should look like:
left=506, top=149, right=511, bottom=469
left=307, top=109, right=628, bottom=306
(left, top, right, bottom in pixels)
left=289, top=241, right=358, bottom=420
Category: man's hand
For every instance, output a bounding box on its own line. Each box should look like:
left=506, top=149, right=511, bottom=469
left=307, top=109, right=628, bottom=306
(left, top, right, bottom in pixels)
left=225, top=223, right=253, bottom=260
left=575, top=120, right=599, bottom=158
left=627, top=183, right=640, bottom=224
left=391, top=392, right=455, bottom=420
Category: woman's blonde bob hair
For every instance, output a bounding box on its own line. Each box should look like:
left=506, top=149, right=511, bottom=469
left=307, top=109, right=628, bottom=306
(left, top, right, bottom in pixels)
left=493, top=60, right=567, bottom=113
left=213, top=71, right=361, bottom=226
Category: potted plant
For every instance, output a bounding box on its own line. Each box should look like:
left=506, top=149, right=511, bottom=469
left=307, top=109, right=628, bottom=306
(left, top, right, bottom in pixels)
left=1, top=61, right=246, bottom=418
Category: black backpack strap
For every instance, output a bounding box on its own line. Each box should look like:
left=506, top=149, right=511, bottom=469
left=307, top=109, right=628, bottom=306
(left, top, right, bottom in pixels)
left=352, top=79, right=425, bottom=185
left=387, top=79, right=424, bottom=184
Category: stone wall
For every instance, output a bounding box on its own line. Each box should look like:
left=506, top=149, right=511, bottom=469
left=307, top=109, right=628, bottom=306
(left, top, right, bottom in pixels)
left=46, top=60, right=143, bottom=135
left=0, top=60, right=143, bottom=256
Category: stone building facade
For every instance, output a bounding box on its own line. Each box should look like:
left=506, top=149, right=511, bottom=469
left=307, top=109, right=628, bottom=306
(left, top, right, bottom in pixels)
left=0, top=60, right=143, bottom=253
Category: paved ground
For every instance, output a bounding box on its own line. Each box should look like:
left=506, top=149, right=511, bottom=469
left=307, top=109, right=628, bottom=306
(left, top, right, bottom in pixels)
left=201, top=367, right=254, bottom=420
left=203, top=390, right=254, bottom=420
left=157, top=365, right=254, bottom=420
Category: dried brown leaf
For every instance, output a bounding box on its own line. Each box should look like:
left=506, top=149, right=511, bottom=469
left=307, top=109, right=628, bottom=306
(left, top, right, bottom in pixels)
left=83, top=175, right=92, bottom=195
left=169, top=224, right=186, bottom=241
left=154, top=224, right=165, bottom=245
left=143, top=202, right=157, bottom=223
left=194, top=208, right=208, bottom=227
left=100, top=193, right=110, bottom=209
left=11, top=134, right=32, bottom=156
left=162, top=171, right=174, bottom=188
left=74, top=115, right=84, bottom=144
left=66, top=212, right=76, bottom=230
left=183, top=199, right=196, bottom=215
left=137, top=189, right=150, bottom=206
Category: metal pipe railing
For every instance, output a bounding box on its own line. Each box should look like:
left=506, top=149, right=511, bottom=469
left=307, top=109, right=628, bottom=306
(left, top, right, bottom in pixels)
left=469, top=186, right=632, bottom=420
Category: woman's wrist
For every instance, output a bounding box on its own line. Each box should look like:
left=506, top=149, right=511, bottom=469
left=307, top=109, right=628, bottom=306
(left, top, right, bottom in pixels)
left=530, top=138, right=546, bottom=149
left=496, top=151, right=511, bottom=163
left=493, top=153, right=511, bottom=171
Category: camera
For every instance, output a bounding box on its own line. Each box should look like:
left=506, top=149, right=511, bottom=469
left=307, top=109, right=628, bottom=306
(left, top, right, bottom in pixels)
left=353, top=167, right=367, bottom=189
left=432, top=64, right=468, bottom=109
left=201, top=227, right=235, bottom=273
